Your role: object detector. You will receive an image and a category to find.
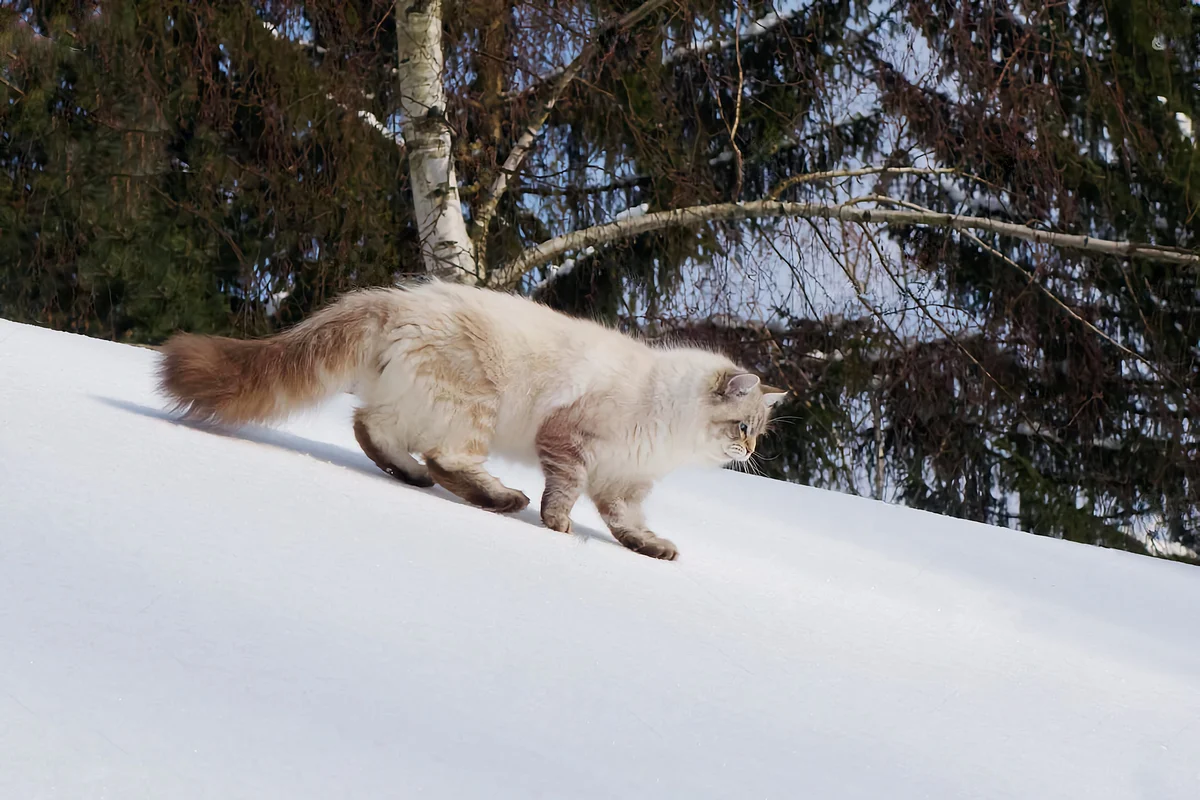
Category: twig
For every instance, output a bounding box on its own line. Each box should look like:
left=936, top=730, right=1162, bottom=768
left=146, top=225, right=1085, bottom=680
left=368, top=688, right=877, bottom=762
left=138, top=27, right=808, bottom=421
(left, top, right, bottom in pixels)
left=0, top=74, right=25, bottom=97
left=865, top=193, right=1177, bottom=385
left=469, top=0, right=674, bottom=250
left=768, top=166, right=973, bottom=200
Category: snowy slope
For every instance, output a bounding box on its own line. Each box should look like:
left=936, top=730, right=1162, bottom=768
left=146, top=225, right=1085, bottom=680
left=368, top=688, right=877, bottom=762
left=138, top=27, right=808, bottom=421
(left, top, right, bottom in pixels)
left=1, top=318, right=1199, bottom=800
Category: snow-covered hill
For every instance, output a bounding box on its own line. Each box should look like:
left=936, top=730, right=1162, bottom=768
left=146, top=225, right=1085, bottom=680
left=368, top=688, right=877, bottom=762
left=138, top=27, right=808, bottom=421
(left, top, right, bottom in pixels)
left=2, top=318, right=1199, bottom=799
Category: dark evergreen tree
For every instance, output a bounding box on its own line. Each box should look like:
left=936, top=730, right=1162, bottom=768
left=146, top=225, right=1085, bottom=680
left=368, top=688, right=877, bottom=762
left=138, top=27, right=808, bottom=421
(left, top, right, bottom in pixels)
left=2, top=0, right=1198, bottom=560
left=1, top=1, right=418, bottom=340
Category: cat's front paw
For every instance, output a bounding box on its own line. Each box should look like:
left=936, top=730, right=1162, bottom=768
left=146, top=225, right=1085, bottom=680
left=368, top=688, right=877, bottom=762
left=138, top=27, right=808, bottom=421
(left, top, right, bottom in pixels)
left=542, top=510, right=573, bottom=534
left=615, top=528, right=679, bottom=561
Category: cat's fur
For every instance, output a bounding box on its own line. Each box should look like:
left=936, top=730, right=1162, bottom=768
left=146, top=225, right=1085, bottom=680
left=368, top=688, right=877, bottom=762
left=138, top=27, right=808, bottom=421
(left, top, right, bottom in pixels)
left=158, top=281, right=785, bottom=560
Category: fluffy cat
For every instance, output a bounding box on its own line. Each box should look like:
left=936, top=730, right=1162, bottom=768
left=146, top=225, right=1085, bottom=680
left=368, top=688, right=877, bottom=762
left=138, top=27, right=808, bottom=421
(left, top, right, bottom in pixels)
left=158, top=281, right=785, bottom=560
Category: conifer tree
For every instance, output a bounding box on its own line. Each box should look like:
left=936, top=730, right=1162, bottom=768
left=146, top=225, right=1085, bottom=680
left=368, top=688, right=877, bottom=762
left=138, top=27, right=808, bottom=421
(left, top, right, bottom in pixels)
left=2, top=0, right=1197, bottom=558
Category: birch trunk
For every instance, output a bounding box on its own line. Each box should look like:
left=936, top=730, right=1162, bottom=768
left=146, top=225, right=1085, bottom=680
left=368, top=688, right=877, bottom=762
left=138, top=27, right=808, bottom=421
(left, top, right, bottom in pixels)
left=395, top=0, right=476, bottom=281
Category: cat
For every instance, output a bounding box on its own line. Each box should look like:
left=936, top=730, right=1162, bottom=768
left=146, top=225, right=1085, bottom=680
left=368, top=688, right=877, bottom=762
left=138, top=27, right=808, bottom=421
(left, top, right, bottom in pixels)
left=157, top=281, right=786, bottom=560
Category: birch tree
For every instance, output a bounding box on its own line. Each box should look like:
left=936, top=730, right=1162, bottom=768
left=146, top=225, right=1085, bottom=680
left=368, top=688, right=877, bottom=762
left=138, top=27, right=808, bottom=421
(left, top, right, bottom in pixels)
left=395, top=0, right=475, bottom=280
left=4, top=0, right=1200, bottom=558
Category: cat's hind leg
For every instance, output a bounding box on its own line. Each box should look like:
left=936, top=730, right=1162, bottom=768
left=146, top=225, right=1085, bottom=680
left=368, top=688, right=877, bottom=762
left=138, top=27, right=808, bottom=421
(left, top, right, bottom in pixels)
left=353, top=407, right=434, bottom=488
left=423, top=403, right=529, bottom=514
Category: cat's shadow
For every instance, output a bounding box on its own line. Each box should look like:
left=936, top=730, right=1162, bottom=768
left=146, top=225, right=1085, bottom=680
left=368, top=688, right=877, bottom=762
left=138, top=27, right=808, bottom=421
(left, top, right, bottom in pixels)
left=91, top=395, right=618, bottom=547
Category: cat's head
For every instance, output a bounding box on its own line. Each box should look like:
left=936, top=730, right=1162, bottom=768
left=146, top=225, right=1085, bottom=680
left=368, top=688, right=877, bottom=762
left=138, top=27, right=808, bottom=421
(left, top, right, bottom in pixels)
left=704, top=372, right=787, bottom=465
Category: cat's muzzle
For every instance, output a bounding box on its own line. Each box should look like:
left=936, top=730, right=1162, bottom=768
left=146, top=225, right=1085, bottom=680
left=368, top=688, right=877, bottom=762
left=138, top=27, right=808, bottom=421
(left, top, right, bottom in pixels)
left=726, top=445, right=751, bottom=462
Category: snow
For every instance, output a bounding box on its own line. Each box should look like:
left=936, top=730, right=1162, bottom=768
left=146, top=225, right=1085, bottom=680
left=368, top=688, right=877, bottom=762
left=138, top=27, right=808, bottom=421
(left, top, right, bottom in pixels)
left=708, top=149, right=735, bottom=166
left=665, top=9, right=799, bottom=63
left=2, top=318, right=1199, bottom=800
left=263, top=289, right=291, bottom=317
left=1014, top=420, right=1064, bottom=444
left=323, top=93, right=404, bottom=148
left=613, top=202, right=649, bottom=222
left=536, top=206, right=647, bottom=290
left=1176, top=112, right=1194, bottom=140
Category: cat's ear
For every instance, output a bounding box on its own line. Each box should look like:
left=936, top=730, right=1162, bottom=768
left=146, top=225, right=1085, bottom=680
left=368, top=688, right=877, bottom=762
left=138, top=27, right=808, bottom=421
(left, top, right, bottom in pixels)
left=762, top=385, right=788, bottom=407
left=723, top=372, right=760, bottom=397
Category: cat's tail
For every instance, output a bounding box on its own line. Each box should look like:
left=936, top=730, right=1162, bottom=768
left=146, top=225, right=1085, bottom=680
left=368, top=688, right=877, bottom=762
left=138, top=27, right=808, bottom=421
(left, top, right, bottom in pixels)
left=157, top=290, right=392, bottom=425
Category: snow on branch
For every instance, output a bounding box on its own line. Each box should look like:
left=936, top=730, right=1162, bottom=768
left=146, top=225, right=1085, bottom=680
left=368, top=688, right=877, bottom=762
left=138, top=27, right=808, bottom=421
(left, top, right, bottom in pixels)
left=664, top=8, right=800, bottom=64
left=262, top=19, right=327, bottom=54
left=531, top=203, right=649, bottom=292
left=260, top=18, right=403, bottom=148
left=324, top=94, right=404, bottom=147
left=518, top=175, right=649, bottom=196
left=492, top=196, right=1200, bottom=289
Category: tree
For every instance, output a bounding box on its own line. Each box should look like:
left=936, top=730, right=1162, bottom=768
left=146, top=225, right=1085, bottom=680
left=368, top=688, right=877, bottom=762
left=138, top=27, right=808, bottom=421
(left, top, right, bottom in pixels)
left=2, top=0, right=1198, bottom=559
left=1, top=1, right=420, bottom=339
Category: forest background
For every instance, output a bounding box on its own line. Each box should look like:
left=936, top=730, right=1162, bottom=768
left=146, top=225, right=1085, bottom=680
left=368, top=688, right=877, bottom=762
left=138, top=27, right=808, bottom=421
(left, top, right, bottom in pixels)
left=3, top=0, right=1198, bottom=561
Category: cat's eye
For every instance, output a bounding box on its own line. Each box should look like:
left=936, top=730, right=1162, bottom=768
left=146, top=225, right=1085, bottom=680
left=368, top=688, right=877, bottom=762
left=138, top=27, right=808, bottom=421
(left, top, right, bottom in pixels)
left=738, top=422, right=749, bottom=436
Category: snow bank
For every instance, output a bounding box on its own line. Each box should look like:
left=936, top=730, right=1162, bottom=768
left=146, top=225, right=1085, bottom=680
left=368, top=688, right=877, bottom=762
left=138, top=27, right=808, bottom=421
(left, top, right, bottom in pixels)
left=1, top=319, right=1198, bottom=799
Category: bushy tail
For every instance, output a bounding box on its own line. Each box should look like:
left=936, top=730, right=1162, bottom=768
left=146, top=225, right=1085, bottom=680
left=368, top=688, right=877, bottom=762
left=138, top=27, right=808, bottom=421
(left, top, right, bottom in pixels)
left=157, top=291, right=390, bottom=425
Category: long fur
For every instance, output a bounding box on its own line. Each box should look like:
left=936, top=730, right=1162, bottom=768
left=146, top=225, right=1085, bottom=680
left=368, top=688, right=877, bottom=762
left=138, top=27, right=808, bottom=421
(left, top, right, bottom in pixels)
left=158, top=281, right=784, bottom=559
left=158, top=291, right=388, bottom=424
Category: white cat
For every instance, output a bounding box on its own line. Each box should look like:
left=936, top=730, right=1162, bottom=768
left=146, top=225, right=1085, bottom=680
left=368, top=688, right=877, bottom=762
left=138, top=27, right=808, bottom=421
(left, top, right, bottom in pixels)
left=158, top=281, right=785, bottom=559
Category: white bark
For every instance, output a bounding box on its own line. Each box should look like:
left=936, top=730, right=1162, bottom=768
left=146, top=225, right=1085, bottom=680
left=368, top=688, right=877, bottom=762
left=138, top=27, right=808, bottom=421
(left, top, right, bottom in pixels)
left=396, top=0, right=476, bottom=281
left=492, top=198, right=1200, bottom=289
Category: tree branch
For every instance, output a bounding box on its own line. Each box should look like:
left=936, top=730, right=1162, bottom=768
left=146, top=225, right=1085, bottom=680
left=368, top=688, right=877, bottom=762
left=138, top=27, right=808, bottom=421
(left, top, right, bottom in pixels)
left=492, top=198, right=1200, bottom=289
left=515, top=175, right=650, bottom=197
left=664, top=7, right=800, bottom=63
left=0, top=74, right=26, bottom=97
left=469, top=0, right=674, bottom=251
left=469, top=57, right=587, bottom=247
left=767, top=166, right=969, bottom=200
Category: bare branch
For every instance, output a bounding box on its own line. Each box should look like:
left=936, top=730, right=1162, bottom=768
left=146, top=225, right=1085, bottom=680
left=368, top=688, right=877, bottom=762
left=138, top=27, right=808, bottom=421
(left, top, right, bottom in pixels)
left=768, top=166, right=968, bottom=200
left=516, top=176, right=650, bottom=197
left=470, top=56, right=588, bottom=246
left=492, top=198, right=1200, bottom=289
left=855, top=221, right=1081, bottom=460
left=0, top=74, right=26, bottom=97
left=469, top=0, right=674, bottom=250
left=959, top=226, right=1170, bottom=382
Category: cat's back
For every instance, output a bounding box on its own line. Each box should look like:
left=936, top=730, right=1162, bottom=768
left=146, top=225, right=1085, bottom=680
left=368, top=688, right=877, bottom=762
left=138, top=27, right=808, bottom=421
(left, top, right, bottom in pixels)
left=401, top=280, right=637, bottom=355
